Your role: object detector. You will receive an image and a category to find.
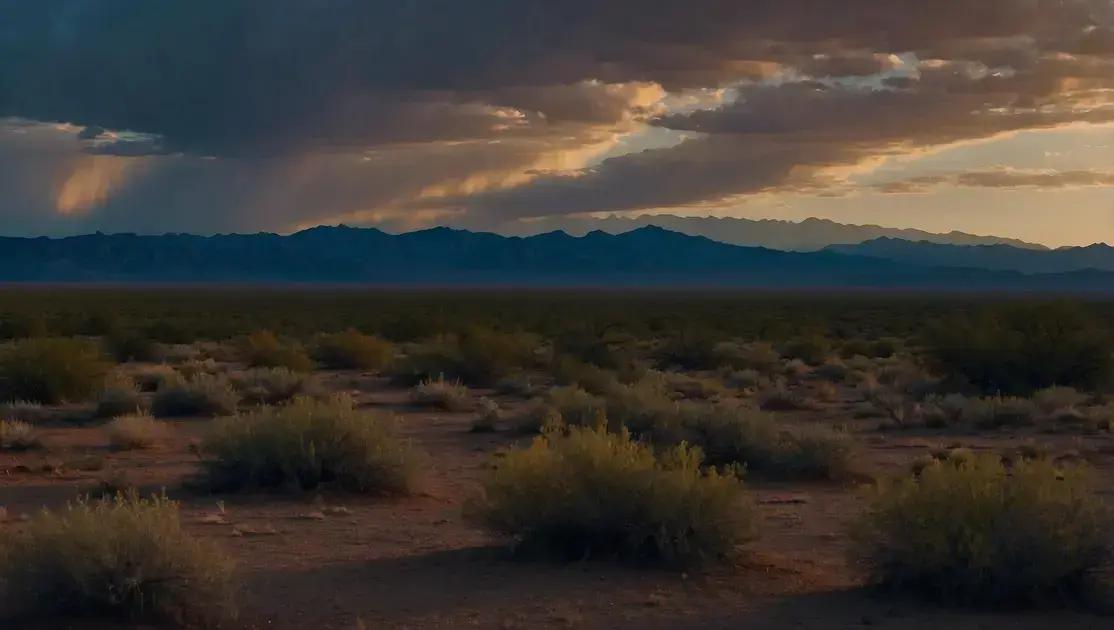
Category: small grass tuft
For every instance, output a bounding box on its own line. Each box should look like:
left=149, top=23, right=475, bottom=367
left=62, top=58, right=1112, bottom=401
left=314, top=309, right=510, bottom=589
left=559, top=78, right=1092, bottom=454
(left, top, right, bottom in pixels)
left=106, top=415, right=171, bottom=451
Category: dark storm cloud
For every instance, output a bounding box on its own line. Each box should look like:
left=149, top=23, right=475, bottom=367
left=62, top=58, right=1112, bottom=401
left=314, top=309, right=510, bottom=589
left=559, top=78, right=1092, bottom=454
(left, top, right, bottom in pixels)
left=1, top=0, right=1113, bottom=233
left=3, top=0, right=1105, bottom=155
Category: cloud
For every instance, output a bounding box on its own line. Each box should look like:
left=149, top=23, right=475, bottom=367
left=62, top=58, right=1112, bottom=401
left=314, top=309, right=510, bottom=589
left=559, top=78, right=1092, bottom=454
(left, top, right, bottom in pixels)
left=1, top=0, right=1113, bottom=234
left=877, top=168, right=1114, bottom=192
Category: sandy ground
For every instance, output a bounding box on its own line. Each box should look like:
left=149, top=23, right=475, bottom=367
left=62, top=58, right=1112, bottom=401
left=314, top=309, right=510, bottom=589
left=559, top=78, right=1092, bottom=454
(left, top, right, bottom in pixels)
left=3, top=374, right=1114, bottom=629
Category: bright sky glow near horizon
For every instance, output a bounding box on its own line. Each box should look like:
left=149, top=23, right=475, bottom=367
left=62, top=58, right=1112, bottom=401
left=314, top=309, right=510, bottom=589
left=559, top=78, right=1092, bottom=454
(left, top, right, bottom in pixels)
left=1, top=2, right=1113, bottom=247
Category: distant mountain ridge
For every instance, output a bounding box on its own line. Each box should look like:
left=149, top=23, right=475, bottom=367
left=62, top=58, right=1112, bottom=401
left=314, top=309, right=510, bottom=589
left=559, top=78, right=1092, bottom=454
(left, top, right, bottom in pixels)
left=826, top=238, right=1114, bottom=274
left=0, top=224, right=1111, bottom=291
left=487, top=215, right=1046, bottom=251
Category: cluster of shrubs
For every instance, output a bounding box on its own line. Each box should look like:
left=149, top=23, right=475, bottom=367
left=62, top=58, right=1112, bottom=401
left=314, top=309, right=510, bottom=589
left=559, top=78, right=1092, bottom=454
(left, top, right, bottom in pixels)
left=517, top=379, right=858, bottom=481
left=0, top=338, right=109, bottom=404
left=390, top=327, right=541, bottom=387
left=924, top=302, right=1114, bottom=395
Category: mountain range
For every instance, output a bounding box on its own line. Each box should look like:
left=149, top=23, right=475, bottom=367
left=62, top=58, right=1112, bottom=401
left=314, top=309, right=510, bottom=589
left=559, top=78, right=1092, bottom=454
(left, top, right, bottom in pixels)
left=1, top=224, right=1112, bottom=291
left=826, top=238, right=1114, bottom=274
left=486, top=215, right=1045, bottom=251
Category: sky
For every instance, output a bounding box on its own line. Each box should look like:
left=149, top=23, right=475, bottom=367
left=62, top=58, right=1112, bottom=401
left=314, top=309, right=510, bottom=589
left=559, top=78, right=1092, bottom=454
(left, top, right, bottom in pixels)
left=1, top=1, right=1113, bottom=247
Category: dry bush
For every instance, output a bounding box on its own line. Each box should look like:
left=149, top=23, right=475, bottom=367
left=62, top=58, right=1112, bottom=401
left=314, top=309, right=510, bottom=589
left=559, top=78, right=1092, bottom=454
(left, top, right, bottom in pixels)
left=103, top=331, right=163, bottom=363
left=919, top=393, right=971, bottom=428
left=717, top=341, right=781, bottom=375
left=313, top=330, right=395, bottom=371
left=517, top=385, right=604, bottom=433
left=242, top=330, right=314, bottom=373
left=0, top=400, right=50, bottom=424
left=151, top=373, right=238, bottom=418
left=471, top=397, right=501, bottom=433
left=780, top=336, right=831, bottom=366
left=963, top=396, right=1038, bottom=429
left=94, top=374, right=147, bottom=419
left=229, top=367, right=317, bottom=405
left=758, top=382, right=816, bottom=411
left=550, top=356, right=622, bottom=395
left=0, top=419, right=41, bottom=451
left=202, top=395, right=422, bottom=493
left=0, top=492, right=236, bottom=625
left=854, top=456, right=1110, bottom=604
left=1033, top=386, right=1089, bottom=415
left=468, top=425, right=757, bottom=564
left=722, top=368, right=763, bottom=391
left=677, top=404, right=860, bottom=480
left=391, top=329, right=540, bottom=387
left=0, top=338, right=110, bottom=404
left=107, top=415, right=171, bottom=450
left=129, top=364, right=178, bottom=392
left=494, top=372, right=544, bottom=398
left=812, top=359, right=851, bottom=383
left=410, top=376, right=474, bottom=411
left=659, top=371, right=727, bottom=401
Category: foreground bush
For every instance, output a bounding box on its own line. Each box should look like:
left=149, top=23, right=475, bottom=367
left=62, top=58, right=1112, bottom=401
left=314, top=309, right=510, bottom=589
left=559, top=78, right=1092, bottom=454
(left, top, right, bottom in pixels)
left=469, top=426, right=756, bottom=563
left=242, top=330, right=314, bottom=373
left=924, top=302, right=1114, bottom=395
left=0, top=493, right=235, bottom=624
left=313, top=330, right=395, bottom=371
left=151, top=373, right=238, bottom=418
left=0, top=338, right=110, bottom=404
left=854, top=455, right=1109, bottom=604
left=202, top=396, right=422, bottom=493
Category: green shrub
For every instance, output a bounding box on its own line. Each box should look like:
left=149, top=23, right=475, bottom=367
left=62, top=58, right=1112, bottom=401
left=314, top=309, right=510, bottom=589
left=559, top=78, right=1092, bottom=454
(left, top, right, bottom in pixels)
left=151, top=373, right=238, bottom=418
left=410, top=376, right=474, bottom=411
left=468, top=426, right=756, bottom=564
left=854, top=456, right=1110, bottom=604
left=229, top=367, right=316, bottom=405
left=0, top=338, right=110, bottom=404
left=94, top=374, right=147, bottom=419
left=313, top=330, right=395, bottom=371
left=201, top=395, right=421, bottom=493
left=242, top=330, right=314, bottom=373
left=715, top=341, right=781, bottom=374
left=0, top=419, right=41, bottom=451
left=107, top=415, right=171, bottom=450
left=0, top=492, right=236, bottom=624
left=924, top=302, right=1114, bottom=395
